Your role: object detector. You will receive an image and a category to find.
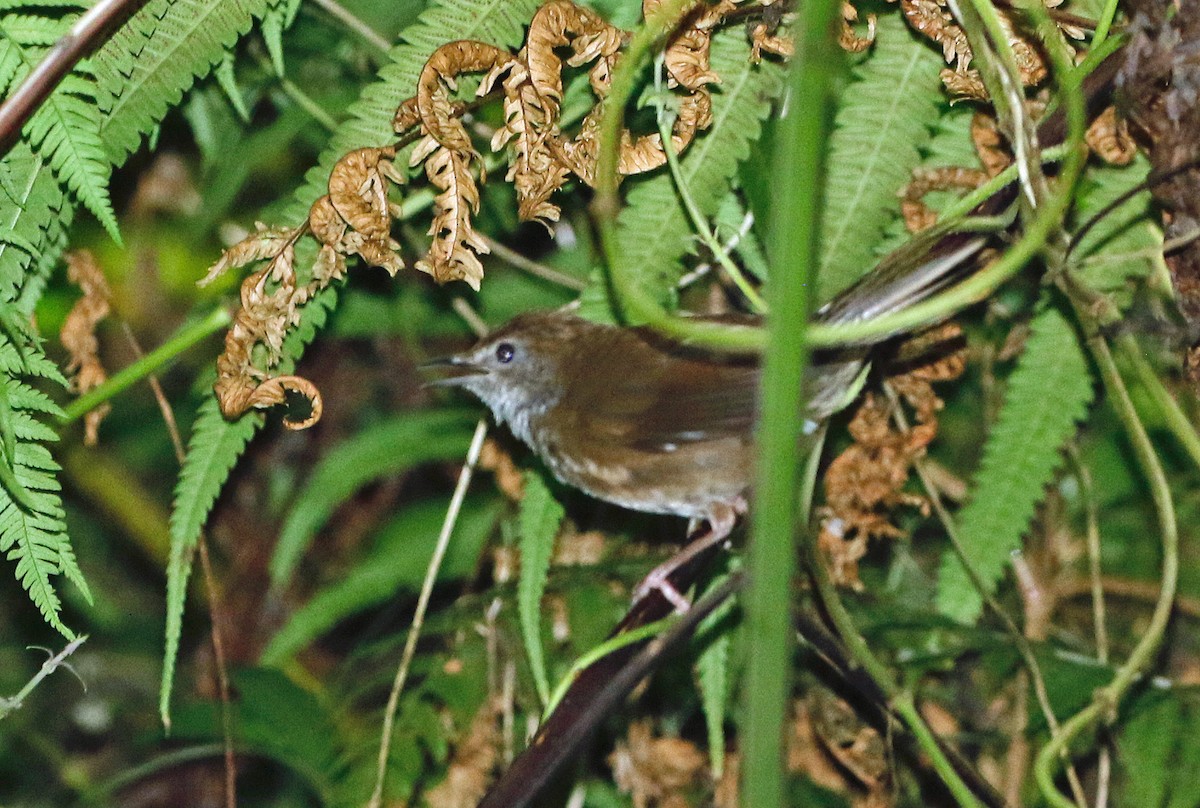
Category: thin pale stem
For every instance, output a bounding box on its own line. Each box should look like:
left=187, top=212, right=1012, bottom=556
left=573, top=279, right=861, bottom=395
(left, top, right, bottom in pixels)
left=481, top=235, right=587, bottom=291
left=0, top=636, right=87, bottom=720
left=310, top=0, right=392, bottom=56
left=653, top=68, right=767, bottom=314
left=277, top=75, right=339, bottom=132
left=367, top=419, right=489, bottom=808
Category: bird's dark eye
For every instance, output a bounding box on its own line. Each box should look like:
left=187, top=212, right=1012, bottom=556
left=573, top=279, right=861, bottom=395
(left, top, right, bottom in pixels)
left=495, top=342, right=516, bottom=364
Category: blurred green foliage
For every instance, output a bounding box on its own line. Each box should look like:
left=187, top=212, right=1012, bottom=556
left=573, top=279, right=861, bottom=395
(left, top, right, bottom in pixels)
left=0, top=0, right=1196, bottom=807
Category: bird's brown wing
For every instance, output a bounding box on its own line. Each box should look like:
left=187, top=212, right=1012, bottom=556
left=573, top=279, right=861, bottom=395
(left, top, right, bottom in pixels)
left=559, top=326, right=759, bottom=453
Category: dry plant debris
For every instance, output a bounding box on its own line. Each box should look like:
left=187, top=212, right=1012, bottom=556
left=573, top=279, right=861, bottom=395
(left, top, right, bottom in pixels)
left=610, top=719, right=707, bottom=808
left=425, top=698, right=503, bottom=808
left=205, top=0, right=812, bottom=426
left=61, top=251, right=112, bottom=446
left=819, top=323, right=965, bottom=588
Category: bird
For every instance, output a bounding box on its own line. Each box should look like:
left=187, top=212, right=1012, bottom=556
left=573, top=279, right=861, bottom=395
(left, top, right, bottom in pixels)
left=424, top=230, right=988, bottom=608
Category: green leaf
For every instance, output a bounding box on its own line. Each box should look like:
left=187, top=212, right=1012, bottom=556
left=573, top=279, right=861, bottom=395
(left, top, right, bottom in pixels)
left=269, top=408, right=479, bottom=589
left=1072, top=154, right=1161, bottom=310
left=1118, top=689, right=1200, bottom=808
left=262, top=496, right=502, bottom=665
left=517, top=468, right=564, bottom=706
left=261, top=0, right=301, bottom=76
left=23, top=72, right=121, bottom=244
left=817, top=11, right=943, bottom=302
left=695, top=570, right=737, bottom=777
left=937, top=301, right=1093, bottom=623
left=0, top=141, right=72, bottom=307
left=713, top=190, right=768, bottom=281
left=170, top=668, right=342, bottom=802
left=1, top=0, right=273, bottom=319
left=213, top=52, right=250, bottom=122
left=161, top=395, right=262, bottom=728
left=0, top=332, right=87, bottom=638
left=161, top=289, right=335, bottom=727
left=94, top=0, right=274, bottom=164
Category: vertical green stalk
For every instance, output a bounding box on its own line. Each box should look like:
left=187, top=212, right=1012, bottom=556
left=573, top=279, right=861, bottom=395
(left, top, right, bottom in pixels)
left=742, top=1, right=840, bottom=805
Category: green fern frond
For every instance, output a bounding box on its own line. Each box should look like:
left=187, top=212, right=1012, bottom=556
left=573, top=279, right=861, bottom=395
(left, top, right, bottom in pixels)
left=937, top=301, right=1094, bottom=624
left=213, top=53, right=250, bottom=122
left=261, top=0, right=302, bottom=76
left=0, top=6, right=75, bottom=300
left=0, top=0, right=89, bottom=8
left=518, top=469, right=564, bottom=707
left=1072, top=155, right=1161, bottom=309
left=0, top=330, right=89, bottom=638
left=1, top=0, right=274, bottom=305
left=0, top=16, right=64, bottom=96
left=613, top=27, right=785, bottom=304
left=162, top=395, right=263, bottom=728
left=162, top=288, right=335, bottom=726
left=24, top=72, right=121, bottom=243
left=817, top=11, right=943, bottom=302
left=93, top=0, right=273, bottom=164
left=0, top=145, right=71, bottom=306
left=871, top=103, right=979, bottom=258
left=0, top=9, right=119, bottom=243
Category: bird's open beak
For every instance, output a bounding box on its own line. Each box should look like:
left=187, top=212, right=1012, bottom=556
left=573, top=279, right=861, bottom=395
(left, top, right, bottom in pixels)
left=420, top=355, right=488, bottom=387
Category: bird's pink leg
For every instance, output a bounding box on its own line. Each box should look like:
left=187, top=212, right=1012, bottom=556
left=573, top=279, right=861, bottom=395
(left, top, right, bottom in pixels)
left=632, top=499, right=744, bottom=613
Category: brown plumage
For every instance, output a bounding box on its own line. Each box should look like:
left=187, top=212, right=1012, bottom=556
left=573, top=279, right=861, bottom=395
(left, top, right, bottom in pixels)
left=428, top=311, right=762, bottom=529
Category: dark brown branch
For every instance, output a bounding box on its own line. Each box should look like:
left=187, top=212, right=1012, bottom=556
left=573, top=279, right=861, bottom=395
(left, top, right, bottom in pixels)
left=0, top=0, right=150, bottom=155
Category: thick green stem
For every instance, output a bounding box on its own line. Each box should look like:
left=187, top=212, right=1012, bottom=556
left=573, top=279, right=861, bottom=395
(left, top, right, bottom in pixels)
left=741, top=0, right=839, bottom=804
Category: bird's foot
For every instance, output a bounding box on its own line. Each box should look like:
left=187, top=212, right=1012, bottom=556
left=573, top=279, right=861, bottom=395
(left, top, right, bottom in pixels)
left=632, top=505, right=739, bottom=614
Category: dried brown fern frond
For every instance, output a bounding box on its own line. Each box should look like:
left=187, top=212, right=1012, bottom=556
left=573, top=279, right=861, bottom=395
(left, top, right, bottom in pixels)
left=209, top=225, right=325, bottom=429
left=412, top=136, right=490, bottom=289
left=819, top=323, right=965, bottom=587
left=893, top=0, right=1079, bottom=99
left=208, top=0, right=817, bottom=427
left=900, top=166, right=989, bottom=232
left=61, top=251, right=112, bottom=446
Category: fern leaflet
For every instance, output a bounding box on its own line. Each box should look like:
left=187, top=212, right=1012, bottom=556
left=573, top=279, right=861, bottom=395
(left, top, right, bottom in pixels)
left=93, top=0, right=272, bottom=164
left=518, top=469, right=564, bottom=707
left=24, top=71, right=121, bottom=243
left=611, top=28, right=784, bottom=306
left=937, top=301, right=1093, bottom=623
left=1072, top=155, right=1161, bottom=310
left=817, top=11, right=942, bottom=302
left=0, top=321, right=90, bottom=638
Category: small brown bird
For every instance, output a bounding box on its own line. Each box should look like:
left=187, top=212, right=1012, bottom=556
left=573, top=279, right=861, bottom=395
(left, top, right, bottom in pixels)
left=426, top=231, right=987, bottom=605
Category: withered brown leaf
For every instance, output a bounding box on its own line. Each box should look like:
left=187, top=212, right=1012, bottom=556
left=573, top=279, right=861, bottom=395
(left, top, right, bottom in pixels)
left=412, top=135, right=490, bottom=290
left=61, top=251, right=111, bottom=446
